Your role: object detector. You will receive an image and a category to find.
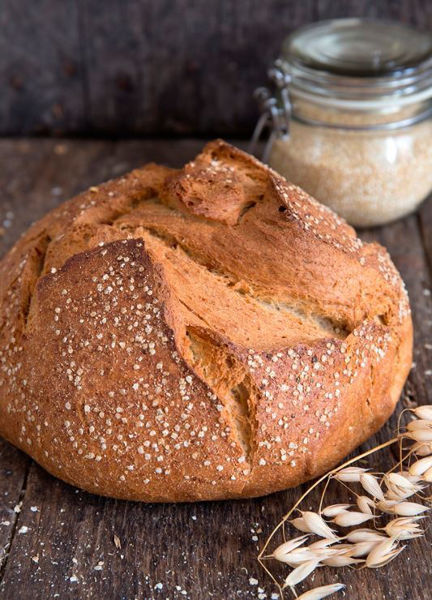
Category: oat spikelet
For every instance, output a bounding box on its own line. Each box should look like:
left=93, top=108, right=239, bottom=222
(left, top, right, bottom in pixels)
left=384, top=472, right=423, bottom=500
left=409, top=455, right=432, bottom=477
left=407, top=429, right=432, bottom=443
left=360, top=473, right=384, bottom=500
left=332, top=511, right=374, bottom=527
left=272, top=535, right=310, bottom=562
left=423, top=466, right=432, bottom=482
left=280, top=546, right=341, bottom=568
left=290, top=517, right=312, bottom=534
left=357, top=495, right=375, bottom=515
left=296, top=583, right=345, bottom=600
left=385, top=472, right=419, bottom=491
left=406, top=419, right=432, bottom=431
left=346, top=529, right=386, bottom=543
left=376, top=499, right=399, bottom=514
left=412, top=441, right=432, bottom=456
left=383, top=517, right=424, bottom=540
left=274, top=547, right=317, bottom=567
left=283, top=559, right=320, bottom=588
left=300, top=511, right=338, bottom=540
left=389, top=501, right=429, bottom=516
left=348, top=540, right=381, bottom=558
left=321, top=504, right=352, bottom=518
left=308, top=538, right=339, bottom=550
left=333, top=467, right=368, bottom=483
left=365, top=538, right=404, bottom=568
left=322, top=555, right=363, bottom=567
left=412, top=406, right=432, bottom=421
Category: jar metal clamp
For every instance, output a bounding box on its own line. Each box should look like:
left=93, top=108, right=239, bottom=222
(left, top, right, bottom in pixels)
left=249, top=60, right=291, bottom=162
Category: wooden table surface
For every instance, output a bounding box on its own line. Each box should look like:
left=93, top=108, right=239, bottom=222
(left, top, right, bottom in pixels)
left=0, top=139, right=431, bottom=600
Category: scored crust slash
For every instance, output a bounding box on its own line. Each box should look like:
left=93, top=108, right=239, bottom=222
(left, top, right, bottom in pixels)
left=0, top=140, right=412, bottom=502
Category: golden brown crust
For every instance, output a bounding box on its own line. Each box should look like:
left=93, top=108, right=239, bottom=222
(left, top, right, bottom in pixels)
left=0, top=140, right=412, bottom=501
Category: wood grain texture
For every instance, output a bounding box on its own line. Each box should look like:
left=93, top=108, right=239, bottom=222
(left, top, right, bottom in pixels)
left=1, top=0, right=432, bottom=136
left=0, top=442, right=29, bottom=578
left=376, top=214, right=432, bottom=409
left=0, top=139, right=431, bottom=600
left=419, top=197, right=432, bottom=279
left=0, top=1, right=85, bottom=135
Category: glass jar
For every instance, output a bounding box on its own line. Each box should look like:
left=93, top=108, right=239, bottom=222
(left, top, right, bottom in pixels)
left=251, top=19, right=432, bottom=227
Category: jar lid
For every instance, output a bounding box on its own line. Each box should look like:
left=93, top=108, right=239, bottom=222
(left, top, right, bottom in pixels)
left=280, top=19, right=432, bottom=108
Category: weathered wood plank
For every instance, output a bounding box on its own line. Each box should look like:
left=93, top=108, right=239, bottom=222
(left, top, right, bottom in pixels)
left=2, top=1, right=432, bottom=136
left=314, top=0, right=432, bottom=26
left=364, top=216, right=432, bottom=408
left=0, top=442, right=29, bottom=578
left=78, top=0, right=316, bottom=136
left=418, top=197, right=432, bottom=280
left=0, top=140, right=431, bottom=600
left=0, top=1, right=85, bottom=136
left=0, top=140, right=55, bottom=584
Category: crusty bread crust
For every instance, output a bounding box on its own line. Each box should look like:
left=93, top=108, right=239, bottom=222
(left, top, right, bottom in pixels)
left=0, top=140, right=412, bottom=501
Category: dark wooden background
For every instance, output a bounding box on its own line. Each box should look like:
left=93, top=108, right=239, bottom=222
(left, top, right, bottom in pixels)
left=2, top=0, right=432, bottom=137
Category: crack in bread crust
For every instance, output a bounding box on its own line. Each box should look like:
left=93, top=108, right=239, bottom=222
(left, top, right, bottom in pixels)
left=185, top=327, right=255, bottom=464
left=103, top=222, right=352, bottom=346
left=137, top=226, right=352, bottom=340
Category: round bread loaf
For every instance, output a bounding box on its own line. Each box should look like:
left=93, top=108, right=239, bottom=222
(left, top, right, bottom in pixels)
left=0, top=140, right=412, bottom=502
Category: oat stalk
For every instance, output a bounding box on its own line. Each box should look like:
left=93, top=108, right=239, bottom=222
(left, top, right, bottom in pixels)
left=258, top=405, right=432, bottom=599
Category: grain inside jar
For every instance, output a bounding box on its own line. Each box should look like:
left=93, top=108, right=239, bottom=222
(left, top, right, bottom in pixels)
left=253, top=19, right=432, bottom=227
